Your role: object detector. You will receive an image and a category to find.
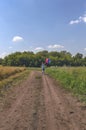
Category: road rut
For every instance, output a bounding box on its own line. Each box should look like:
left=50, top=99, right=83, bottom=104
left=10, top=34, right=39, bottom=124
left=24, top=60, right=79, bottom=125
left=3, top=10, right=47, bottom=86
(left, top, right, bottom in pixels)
left=0, top=71, right=86, bottom=130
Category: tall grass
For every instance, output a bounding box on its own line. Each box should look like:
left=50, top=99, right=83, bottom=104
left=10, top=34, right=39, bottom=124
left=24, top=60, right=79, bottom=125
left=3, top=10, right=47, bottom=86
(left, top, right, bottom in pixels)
left=0, top=66, right=30, bottom=96
left=46, top=67, right=86, bottom=102
left=0, top=66, right=26, bottom=80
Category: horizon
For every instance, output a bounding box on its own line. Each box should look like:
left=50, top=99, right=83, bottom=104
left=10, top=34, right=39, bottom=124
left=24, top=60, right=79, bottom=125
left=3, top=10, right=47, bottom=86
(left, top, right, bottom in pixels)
left=1, top=49, right=85, bottom=59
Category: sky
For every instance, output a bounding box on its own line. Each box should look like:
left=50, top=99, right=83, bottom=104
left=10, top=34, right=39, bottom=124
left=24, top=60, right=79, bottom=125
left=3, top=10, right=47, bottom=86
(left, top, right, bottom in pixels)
left=0, top=0, right=86, bottom=58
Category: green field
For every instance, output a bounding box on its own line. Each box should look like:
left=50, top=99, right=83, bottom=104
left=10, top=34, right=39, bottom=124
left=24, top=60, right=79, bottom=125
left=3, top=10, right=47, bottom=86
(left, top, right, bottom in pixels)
left=46, top=67, right=86, bottom=102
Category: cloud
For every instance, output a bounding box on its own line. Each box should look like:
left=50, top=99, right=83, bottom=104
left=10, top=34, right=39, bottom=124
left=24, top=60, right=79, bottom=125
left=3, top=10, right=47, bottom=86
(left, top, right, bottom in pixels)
left=0, top=52, right=7, bottom=58
left=69, top=13, right=86, bottom=25
left=48, top=44, right=64, bottom=49
left=34, top=47, right=44, bottom=51
left=84, top=48, right=86, bottom=51
left=69, top=20, right=80, bottom=25
left=9, top=46, right=12, bottom=49
left=12, top=36, right=24, bottom=42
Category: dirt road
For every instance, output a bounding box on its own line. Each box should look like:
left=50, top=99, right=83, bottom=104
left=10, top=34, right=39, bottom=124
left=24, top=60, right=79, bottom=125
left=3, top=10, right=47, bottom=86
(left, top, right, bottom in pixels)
left=0, top=71, right=86, bottom=130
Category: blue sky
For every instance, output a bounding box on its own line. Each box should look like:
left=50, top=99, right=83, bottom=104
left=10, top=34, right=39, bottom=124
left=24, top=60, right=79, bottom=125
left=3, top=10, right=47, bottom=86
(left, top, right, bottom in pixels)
left=0, top=0, right=86, bottom=58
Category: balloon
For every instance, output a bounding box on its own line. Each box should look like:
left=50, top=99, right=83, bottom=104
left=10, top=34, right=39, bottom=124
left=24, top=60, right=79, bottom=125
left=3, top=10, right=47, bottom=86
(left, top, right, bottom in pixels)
left=45, top=58, right=51, bottom=65
left=48, top=58, right=51, bottom=64
left=45, top=58, right=48, bottom=64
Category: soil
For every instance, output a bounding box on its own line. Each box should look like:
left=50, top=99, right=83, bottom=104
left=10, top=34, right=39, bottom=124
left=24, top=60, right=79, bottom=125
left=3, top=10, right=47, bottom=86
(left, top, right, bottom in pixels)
left=0, top=71, right=86, bottom=130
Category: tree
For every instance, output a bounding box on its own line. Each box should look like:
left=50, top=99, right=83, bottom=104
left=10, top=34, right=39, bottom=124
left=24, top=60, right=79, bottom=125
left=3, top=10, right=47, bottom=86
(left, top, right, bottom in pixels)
left=0, top=58, right=3, bottom=65
left=74, top=53, right=83, bottom=59
left=1, top=50, right=85, bottom=67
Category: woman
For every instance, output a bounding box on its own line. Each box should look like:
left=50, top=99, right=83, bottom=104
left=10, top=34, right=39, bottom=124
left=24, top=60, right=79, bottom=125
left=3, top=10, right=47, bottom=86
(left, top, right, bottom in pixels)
left=41, top=62, right=45, bottom=74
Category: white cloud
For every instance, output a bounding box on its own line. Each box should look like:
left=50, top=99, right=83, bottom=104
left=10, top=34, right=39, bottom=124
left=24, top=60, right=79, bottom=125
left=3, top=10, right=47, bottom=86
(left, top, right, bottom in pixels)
left=69, top=20, right=80, bottom=25
left=48, top=44, right=64, bottom=49
left=34, top=47, right=44, bottom=51
left=12, top=36, right=24, bottom=42
left=0, top=52, right=7, bottom=58
left=84, top=48, right=86, bottom=51
left=69, top=13, right=86, bottom=25
left=9, top=46, right=12, bottom=49
left=79, top=15, right=86, bottom=22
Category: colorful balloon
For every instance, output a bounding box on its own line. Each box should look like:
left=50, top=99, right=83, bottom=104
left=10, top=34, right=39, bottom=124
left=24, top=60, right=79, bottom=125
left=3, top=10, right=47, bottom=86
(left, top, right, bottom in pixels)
left=45, top=58, right=51, bottom=65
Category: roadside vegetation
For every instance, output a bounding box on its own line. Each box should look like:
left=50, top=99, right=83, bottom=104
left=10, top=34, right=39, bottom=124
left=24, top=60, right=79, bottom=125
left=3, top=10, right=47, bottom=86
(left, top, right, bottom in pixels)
left=0, top=66, right=30, bottom=96
left=0, top=66, right=26, bottom=80
left=46, top=67, right=86, bottom=102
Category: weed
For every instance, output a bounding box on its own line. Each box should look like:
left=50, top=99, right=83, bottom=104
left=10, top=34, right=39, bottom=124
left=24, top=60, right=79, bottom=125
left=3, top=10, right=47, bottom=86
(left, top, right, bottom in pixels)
left=46, top=67, right=86, bottom=103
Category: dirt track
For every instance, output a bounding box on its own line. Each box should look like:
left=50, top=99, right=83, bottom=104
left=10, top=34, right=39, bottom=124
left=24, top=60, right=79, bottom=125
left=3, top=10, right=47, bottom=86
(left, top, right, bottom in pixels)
left=0, top=71, right=86, bottom=130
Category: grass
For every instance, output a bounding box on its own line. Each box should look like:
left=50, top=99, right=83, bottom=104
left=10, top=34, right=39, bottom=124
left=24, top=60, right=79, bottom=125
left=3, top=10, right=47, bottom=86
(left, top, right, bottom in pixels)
left=0, top=66, right=31, bottom=96
left=46, top=67, right=86, bottom=102
left=0, top=66, right=26, bottom=80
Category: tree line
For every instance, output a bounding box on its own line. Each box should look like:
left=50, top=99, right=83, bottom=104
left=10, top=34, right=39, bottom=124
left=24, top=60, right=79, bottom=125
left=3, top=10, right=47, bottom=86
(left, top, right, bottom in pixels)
left=0, top=50, right=86, bottom=67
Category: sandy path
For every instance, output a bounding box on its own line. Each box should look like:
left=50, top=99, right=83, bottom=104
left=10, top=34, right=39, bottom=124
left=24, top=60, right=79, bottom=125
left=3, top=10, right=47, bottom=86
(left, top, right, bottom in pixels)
left=43, top=74, right=86, bottom=130
left=0, top=71, right=86, bottom=130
